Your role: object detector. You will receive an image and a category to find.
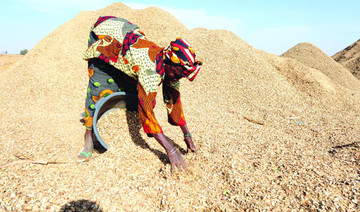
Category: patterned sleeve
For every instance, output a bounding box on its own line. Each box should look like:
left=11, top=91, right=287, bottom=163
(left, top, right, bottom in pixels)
left=137, top=83, right=163, bottom=135
left=162, top=81, right=187, bottom=126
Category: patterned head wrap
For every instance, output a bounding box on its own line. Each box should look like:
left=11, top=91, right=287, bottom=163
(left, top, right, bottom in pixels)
left=164, top=37, right=202, bottom=81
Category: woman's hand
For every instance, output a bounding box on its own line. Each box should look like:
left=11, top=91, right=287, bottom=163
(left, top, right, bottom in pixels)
left=153, top=133, right=187, bottom=172
left=184, top=135, right=197, bottom=153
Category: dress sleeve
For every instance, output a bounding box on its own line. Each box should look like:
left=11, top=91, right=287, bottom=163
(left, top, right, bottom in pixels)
left=162, top=81, right=186, bottom=126
left=137, top=83, right=163, bottom=134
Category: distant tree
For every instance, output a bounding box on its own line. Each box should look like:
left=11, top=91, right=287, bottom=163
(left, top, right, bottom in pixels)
left=20, top=49, right=28, bottom=55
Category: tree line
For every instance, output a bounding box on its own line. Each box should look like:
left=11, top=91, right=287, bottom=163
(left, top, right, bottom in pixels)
left=1, top=49, right=28, bottom=55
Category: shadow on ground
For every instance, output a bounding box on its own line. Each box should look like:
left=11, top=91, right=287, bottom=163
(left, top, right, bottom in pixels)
left=59, top=199, right=102, bottom=212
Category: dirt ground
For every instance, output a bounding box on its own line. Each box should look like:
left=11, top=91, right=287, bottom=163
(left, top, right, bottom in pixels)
left=0, top=3, right=359, bottom=211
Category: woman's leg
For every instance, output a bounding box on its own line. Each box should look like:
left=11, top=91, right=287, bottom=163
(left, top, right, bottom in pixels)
left=78, top=59, right=128, bottom=159
left=78, top=129, right=94, bottom=159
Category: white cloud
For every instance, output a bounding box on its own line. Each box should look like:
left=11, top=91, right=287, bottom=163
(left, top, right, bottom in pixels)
left=164, top=7, right=243, bottom=31
left=124, top=3, right=149, bottom=9
left=244, top=25, right=314, bottom=54
left=16, top=1, right=243, bottom=32
left=125, top=3, right=243, bottom=31
left=261, top=26, right=313, bottom=35
left=13, top=0, right=110, bottom=13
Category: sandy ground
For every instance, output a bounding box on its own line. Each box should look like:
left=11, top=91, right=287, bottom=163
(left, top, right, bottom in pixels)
left=0, top=3, right=359, bottom=211
left=0, top=54, right=23, bottom=71
left=332, top=39, right=360, bottom=80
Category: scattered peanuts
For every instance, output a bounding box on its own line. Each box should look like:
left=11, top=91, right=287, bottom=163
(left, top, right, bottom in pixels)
left=0, top=3, right=359, bottom=211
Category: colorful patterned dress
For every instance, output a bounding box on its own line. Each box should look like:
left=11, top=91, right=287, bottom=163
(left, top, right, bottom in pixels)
left=83, top=16, right=186, bottom=135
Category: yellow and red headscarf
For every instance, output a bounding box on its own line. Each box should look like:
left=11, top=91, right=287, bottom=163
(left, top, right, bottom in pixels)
left=165, top=38, right=202, bottom=81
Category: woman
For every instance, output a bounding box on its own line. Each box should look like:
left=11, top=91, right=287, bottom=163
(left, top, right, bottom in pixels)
left=79, top=16, right=202, bottom=172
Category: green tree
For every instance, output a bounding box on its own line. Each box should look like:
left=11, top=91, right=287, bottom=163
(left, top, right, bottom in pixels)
left=20, top=49, right=28, bottom=55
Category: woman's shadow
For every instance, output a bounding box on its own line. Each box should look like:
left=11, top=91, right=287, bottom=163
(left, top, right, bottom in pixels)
left=59, top=199, right=102, bottom=212
left=124, top=110, right=169, bottom=165
left=92, top=98, right=186, bottom=166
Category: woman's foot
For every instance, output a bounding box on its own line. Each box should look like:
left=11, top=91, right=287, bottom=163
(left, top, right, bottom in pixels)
left=78, top=129, right=94, bottom=160
left=77, top=147, right=93, bottom=160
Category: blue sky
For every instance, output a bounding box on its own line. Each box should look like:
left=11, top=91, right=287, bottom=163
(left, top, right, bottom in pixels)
left=1, top=0, right=359, bottom=56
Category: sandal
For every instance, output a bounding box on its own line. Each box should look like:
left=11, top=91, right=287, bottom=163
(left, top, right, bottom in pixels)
left=78, top=151, right=92, bottom=161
